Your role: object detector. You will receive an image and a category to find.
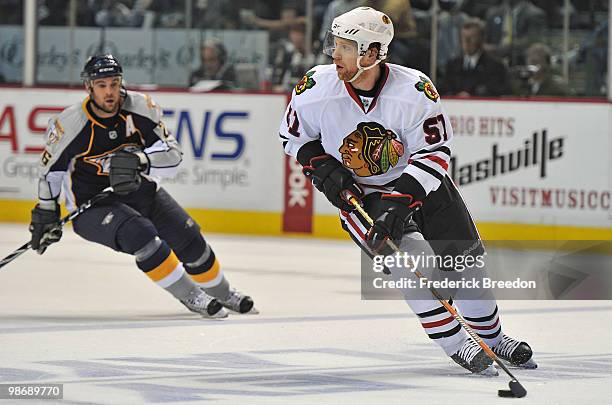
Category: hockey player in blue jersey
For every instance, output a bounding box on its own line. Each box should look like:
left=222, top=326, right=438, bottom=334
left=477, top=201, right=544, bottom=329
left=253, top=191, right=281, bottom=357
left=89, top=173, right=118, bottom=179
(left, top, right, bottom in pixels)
left=29, top=54, right=256, bottom=318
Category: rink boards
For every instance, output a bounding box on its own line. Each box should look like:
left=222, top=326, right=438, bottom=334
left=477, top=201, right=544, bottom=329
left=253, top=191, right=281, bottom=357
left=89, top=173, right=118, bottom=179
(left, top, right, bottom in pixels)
left=0, top=87, right=610, bottom=239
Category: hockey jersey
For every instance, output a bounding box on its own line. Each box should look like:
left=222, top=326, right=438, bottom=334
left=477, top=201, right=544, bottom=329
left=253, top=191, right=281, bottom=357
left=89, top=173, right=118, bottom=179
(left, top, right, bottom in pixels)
left=38, top=91, right=181, bottom=211
left=279, top=63, right=453, bottom=199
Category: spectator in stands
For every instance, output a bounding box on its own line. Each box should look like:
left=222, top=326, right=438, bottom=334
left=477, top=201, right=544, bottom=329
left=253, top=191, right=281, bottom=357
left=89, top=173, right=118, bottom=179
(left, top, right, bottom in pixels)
left=38, top=0, right=69, bottom=26
left=241, top=0, right=306, bottom=33
left=459, top=0, right=498, bottom=19
left=240, top=0, right=308, bottom=53
left=91, top=0, right=176, bottom=28
left=514, top=42, right=565, bottom=97
left=90, top=0, right=144, bottom=27
left=367, top=0, right=418, bottom=66
left=189, top=40, right=236, bottom=90
left=91, top=0, right=124, bottom=26
left=312, top=0, right=335, bottom=41
left=0, top=0, right=23, bottom=24
left=440, top=17, right=511, bottom=96
left=125, top=0, right=156, bottom=28
left=271, top=22, right=316, bottom=92
left=410, top=0, right=431, bottom=12
left=436, top=0, right=469, bottom=77
left=484, top=0, right=546, bottom=65
left=230, top=1, right=278, bottom=30
left=191, top=0, right=236, bottom=29
left=577, top=20, right=607, bottom=97
left=146, top=0, right=185, bottom=28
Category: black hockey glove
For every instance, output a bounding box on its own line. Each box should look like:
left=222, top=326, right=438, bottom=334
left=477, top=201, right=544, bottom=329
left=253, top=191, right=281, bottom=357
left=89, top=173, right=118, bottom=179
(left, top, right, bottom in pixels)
left=302, top=154, right=363, bottom=212
left=366, top=193, right=422, bottom=256
left=29, top=204, right=62, bottom=255
left=109, top=150, right=149, bottom=195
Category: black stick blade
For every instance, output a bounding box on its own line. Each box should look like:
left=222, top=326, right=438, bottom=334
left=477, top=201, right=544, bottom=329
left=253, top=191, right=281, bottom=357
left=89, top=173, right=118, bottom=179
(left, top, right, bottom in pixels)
left=498, top=380, right=527, bottom=398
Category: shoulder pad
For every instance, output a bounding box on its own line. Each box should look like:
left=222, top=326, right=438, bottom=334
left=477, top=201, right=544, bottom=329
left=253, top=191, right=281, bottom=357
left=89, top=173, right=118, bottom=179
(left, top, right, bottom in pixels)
left=292, top=64, right=340, bottom=105
left=413, top=74, right=440, bottom=103
left=45, top=101, right=88, bottom=151
left=294, top=69, right=318, bottom=96
left=54, top=100, right=89, bottom=136
left=122, top=91, right=162, bottom=123
left=387, top=64, right=440, bottom=104
left=40, top=100, right=89, bottom=168
left=295, top=65, right=339, bottom=95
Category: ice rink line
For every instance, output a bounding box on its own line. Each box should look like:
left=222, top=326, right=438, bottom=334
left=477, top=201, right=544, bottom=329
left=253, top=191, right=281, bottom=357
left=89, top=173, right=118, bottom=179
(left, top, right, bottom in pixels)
left=2, top=305, right=612, bottom=335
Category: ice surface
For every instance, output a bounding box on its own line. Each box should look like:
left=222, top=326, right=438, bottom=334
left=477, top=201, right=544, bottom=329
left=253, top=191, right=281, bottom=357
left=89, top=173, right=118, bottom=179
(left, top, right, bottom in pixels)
left=1, top=224, right=611, bottom=404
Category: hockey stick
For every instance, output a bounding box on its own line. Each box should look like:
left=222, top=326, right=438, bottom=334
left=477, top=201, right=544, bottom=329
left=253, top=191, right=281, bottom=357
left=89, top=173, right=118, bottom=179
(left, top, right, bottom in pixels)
left=348, top=196, right=527, bottom=398
left=0, top=187, right=114, bottom=271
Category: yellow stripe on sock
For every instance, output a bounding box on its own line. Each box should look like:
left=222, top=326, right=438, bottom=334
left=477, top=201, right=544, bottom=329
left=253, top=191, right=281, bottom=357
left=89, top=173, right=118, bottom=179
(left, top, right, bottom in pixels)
left=189, top=258, right=221, bottom=283
left=146, top=251, right=180, bottom=282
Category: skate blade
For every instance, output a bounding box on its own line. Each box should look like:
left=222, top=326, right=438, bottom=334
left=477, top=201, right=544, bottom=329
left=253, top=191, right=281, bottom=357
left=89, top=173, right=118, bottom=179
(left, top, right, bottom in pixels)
left=476, top=365, right=499, bottom=377
left=512, top=358, right=537, bottom=369
left=244, top=307, right=259, bottom=315
left=227, top=307, right=260, bottom=315
left=203, top=307, right=228, bottom=319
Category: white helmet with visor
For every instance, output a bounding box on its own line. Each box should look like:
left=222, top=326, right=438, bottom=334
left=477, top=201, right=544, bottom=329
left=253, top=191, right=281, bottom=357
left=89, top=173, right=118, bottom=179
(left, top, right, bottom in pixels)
left=323, top=7, right=394, bottom=82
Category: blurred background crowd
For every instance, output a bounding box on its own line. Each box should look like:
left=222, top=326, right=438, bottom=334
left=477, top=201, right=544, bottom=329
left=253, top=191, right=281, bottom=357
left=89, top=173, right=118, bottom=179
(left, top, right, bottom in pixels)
left=0, top=0, right=608, bottom=98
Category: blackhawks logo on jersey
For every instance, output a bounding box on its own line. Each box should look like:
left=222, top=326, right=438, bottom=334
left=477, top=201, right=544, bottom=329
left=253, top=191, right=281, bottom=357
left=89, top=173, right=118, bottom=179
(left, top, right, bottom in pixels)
left=415, top=76, right=439, bottom=103
left=295, top=70, right=316, bottom=95
left=339, top=122, right=404, bottom=177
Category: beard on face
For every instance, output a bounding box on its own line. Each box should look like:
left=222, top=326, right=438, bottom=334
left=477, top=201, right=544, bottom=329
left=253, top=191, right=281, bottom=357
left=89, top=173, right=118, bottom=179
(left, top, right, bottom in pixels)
left=96, top=96, right=119, bottom=114
left=336, top=65, right=357, bottom=82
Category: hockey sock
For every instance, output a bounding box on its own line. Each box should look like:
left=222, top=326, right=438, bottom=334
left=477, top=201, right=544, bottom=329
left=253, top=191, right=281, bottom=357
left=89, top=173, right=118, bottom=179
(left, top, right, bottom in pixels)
left=381, top=231, right=472, bottom=356
left=410, top=299, right=470, bottom=355
left=456, top=302, right=503, bottom=348
left=134, top=237, right=198, bottom=300
left=184, top=244, right=230, bottom=300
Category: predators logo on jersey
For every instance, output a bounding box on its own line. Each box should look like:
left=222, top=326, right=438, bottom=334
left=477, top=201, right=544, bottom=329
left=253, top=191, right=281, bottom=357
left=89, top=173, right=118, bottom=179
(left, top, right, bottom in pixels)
left=339, top=122, right=404, bottom=177
left=46, top=119, right=65, bottom=145
left=84, top=153, right=113, bottom=175
left=415, top=76, right=439, bottom=103
left=83, top=144, right=141, bottom=175
left=295, top=70, right=316, bottom=95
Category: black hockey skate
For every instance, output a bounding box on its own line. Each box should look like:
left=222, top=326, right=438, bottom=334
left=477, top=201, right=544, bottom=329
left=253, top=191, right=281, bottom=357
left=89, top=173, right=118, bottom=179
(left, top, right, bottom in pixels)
left=217, top=288, right=258, bottom=314
left=493, top=334, right=537, bottom=369
left=451, top=338, right=498, bottom=375
left=180, top=289, right=228, bottom=318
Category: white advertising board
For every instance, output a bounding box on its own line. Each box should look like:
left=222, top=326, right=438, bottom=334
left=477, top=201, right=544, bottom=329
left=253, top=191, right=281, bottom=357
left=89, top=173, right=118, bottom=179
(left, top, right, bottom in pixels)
left=1, top=87, right=611, bottom=230
left=0, top=88, right=287, bottom=212
left=312, top=99, right=612, bottom=229
left=444, top=99, right=612, bottom=228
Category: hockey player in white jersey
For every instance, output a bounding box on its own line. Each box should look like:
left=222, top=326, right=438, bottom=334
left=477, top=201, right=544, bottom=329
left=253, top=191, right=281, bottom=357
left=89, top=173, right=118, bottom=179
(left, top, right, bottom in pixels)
left=29, top=55, right=255, bottom=318
left=279, top=7, right=535, bottom=374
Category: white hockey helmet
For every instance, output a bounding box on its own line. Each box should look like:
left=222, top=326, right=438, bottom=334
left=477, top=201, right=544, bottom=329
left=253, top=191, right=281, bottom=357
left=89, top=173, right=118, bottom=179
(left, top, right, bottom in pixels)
left=323, top=7, right=394, bottom=60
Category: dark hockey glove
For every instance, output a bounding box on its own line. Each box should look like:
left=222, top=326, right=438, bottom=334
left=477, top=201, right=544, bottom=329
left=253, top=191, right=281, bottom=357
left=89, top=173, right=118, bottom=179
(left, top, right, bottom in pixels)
left=29, top=204, right=62, bottom=255
left=366, top=193, right=422, bottom=256
left=302, top=154, right=363, bottom=212
left=109, top=150, right=149, bottom=195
